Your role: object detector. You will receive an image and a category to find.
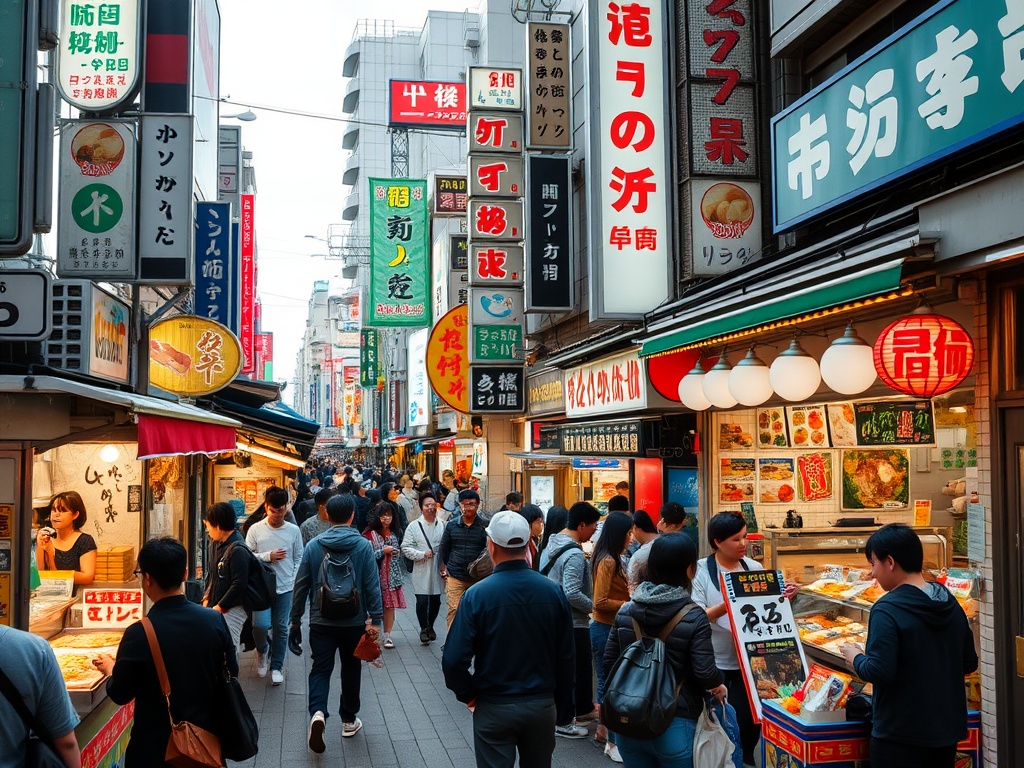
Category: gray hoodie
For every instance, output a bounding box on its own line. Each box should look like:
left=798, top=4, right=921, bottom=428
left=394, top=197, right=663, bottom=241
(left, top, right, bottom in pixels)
left=290, top=524, right=384, bottom=628
left=538, top=532, right=592, bottom=628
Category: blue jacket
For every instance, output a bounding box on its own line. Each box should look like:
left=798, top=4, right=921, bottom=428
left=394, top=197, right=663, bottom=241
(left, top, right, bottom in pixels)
left=290, top=524, right=383, bottom=628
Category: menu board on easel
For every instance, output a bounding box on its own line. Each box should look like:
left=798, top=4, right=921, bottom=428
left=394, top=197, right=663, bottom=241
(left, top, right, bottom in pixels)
left=721, top=569, right=808, bottom=723
left=853, top=399, right=935, bottom=446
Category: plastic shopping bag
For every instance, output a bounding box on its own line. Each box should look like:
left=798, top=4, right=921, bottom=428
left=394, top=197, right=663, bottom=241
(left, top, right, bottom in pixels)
left=713, top=698, right=744, bottom=768
left=693, top=699, right=736, bottom=768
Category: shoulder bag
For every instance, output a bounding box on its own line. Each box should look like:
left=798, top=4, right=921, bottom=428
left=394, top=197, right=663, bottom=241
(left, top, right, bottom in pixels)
left=0, top=664, right=65, bottom=768
left=539, top=541, right=583, bottom=576
left=141, top=618, right=224, bottom=768
left=216, top=655, right=259, bottom=761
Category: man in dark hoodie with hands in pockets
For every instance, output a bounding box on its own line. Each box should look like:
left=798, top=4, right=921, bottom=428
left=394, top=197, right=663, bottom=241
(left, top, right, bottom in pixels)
left=289, top=494, right=383, bottom=755
left=841, top=523, right=977, bottom=768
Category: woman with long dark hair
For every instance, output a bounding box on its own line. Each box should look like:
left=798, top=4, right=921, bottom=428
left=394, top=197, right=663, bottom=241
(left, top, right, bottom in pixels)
left=515, top=503, right=545, bottom=569
left=590, top=511, right=634, bottom=761
left=538, top=505, right=568, bottom=559
left=364, top=500, right=406, bottom=648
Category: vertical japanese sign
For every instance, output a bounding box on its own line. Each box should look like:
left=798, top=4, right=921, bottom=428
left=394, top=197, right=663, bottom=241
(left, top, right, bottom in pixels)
left=526, top=155, right=573, bottom=311
left=408, top=328, right=430, bottom=428
left=343, top=365, right=362, bottom=436
left=469, top=365, right=525, bottom=413
left=57, top=0, right=142, bottom=113
left=57, top=120, right=137, bottom=279
left=527, top=22, right=572, bottom=149
left=255, top=332, right=273, bottom=381
left=448, top=233, right=469, bottom=312
left=360, top=328, right=379, bottom=388
left=722, top=569, right=807, bottom=722
left=426, top=304, right=470, bottom=413
left=194, top=201, right=236, bottom=330
left=138, top=115, right=193, bottom=283
left=433, top=174, right=468, bottom=215
left=368, top=178, right=430, bottom=327
left=588, top=0, right=671, bottom=318
left=239, top=194, right=255, bottom=373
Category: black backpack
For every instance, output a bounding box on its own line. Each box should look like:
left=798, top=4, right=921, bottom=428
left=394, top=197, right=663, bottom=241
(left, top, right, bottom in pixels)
left=224, top=543, right=276, bottom=612
left=317, top=551, right=360, bottom=620
left=601, top=603, right=696, bottom=739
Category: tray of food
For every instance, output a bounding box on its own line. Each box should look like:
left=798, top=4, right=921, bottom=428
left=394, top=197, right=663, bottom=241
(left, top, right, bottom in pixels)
left=49, top=630, right=125, bottom=650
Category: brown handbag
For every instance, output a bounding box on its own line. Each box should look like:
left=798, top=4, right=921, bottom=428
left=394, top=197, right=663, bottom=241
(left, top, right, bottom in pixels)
left=141, top=618, right=224, bottom=768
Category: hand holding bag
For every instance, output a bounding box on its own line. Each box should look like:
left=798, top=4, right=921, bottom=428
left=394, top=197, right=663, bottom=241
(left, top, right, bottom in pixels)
left=0, top=664, right=65, bottom=768
left=692, top=697, right=736, bottom=768
left=353, top=631, right=382, bottom=662
left=142, top=618, right=224, bottom=768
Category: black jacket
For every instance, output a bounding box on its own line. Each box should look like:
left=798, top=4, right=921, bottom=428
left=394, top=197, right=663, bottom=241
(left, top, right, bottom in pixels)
left=605, top=590, right=724, bottom=720
left=853, top=582, right=978, bottom=746
left=438, top=514, right=489, bottom=581
left=106, top=595, right=238, bottom=767
left=206, top=530, right=250, bottom=610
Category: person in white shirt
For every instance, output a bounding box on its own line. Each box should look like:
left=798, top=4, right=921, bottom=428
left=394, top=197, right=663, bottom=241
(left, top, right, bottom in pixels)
left=245, top=487, right=304, bottom=686
left=400, top=492, right=446, bottom=644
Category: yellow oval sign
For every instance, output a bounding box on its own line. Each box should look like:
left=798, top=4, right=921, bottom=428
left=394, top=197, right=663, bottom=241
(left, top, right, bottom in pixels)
left=426, top=304, right=469, bottom=413
left=148, top=315, right=243, bottom=396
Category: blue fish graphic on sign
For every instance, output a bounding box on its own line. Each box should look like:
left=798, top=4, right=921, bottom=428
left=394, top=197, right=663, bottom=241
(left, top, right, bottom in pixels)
left=480, top=293, right=513, bottom=318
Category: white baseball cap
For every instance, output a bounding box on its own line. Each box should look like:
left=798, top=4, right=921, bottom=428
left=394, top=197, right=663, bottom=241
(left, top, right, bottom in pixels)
left=485, top=510, right=531, bottom=548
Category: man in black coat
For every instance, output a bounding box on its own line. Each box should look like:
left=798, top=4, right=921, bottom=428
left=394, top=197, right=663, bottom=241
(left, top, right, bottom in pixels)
left=95, top=538, right=239, bottom=767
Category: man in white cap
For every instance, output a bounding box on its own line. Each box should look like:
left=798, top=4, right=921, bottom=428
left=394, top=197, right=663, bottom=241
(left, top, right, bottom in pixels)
left=442, top=511, right=575, bottom=768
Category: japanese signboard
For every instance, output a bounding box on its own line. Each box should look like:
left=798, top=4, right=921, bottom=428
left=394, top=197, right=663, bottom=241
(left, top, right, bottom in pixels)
left=451, top=235, right=469, bottom=271
left=565, top=349, right=648, bottom=417
left=389, top=80, right=467, bottom=129
left=57, top=0, right=141, bottom=113
left=470, top=155, right=525, bottom=197
left=239, top=195, right=255, bottom=373
left=218, top=125, right=242, bottom=213
left=194, top=202, right=236, bottom=331
left=360, top=328, right=379, bottom=388
left=560, top=420, right=644, bottom=457
left=470, top=112, right=525, bottom=153
left=138, top=115, right=193, bottom=283
left=526, top=155, right=573, bottom=311
left=689, top=179, right=763, bottom=276
left=57, top=120, right=137, bottom=279
left=588, top=0, right=671, bottom=318
left=471, top=244, right=524, bottom=285
left=408, top=328, right=430, bottom=428
left=388, top=381, right=404, bottom=433
left=527, top=22, right=572, bottom=149
left=0, top=270, right=52, bottom=342
left=468, top=67, right=523, bottom=110
left=469, top=199, right=524, bottom=240
left=254, top=332, right=273, bottom=381
left=722, top=569, right=807, bottom=721
left=527, top=368, right=565, bottom=417
left=82, top=588, right=143, bottom=627
left=473, top=325, right=523, bottom=362
left=433, top=174, right=468, bottom=215
left=851, top=399, right=936, bottom=446
left=426, top=304, right=470, bottom=413
left=470, top=287, right=524, bottom=362
left=469, top=365, right=525, bottom=413
left=88, top=285, right=130, bottom=383
left=772, top=0, right=1024, bottom=232
left=148, top=315, right=242, bottom=396
left=368, top=178, right=430, bottom=327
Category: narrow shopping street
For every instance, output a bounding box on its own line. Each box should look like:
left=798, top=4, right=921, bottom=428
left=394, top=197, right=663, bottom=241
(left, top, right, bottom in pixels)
left=233, top=604, right=599, bottom=768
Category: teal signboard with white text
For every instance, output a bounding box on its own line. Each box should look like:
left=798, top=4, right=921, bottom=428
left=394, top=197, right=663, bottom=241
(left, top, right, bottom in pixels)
left=772, top=0, right=1024, bottom=232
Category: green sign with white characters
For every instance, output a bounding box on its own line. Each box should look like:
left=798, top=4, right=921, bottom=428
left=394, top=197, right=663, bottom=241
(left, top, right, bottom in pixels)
left=772, top=0, right=1024, bottom=232
left=360, top=328, right=379, bottom=387
left=473, top=324, right=522, bottom=361
left=367, top=178, right=430, bottom=327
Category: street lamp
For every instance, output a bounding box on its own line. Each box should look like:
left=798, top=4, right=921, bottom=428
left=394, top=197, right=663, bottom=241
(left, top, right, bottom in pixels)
left=222, top=109, right=257, bottom=122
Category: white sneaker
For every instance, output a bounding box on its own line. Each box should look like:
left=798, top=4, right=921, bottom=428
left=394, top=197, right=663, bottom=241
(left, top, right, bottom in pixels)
left=256, top=652, right=268, bottom=678
left=554, top=723, right=588, bottom=738
left=271, top=669, right=284, bottom=686
left=605, top=743, right=623, bottom=763
left=308, top=711, right=326, bottom=753
left=341, top=717, right=362, bottom=737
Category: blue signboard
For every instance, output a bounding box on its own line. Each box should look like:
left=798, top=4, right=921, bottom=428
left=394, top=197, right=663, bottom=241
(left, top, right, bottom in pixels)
left=571, top=458, right=622, bottom=469
left=193, top=202, right=237, bottom=332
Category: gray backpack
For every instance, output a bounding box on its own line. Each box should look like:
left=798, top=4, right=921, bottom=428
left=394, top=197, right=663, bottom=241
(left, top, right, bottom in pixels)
left=317, top=552, right=360, bottom=620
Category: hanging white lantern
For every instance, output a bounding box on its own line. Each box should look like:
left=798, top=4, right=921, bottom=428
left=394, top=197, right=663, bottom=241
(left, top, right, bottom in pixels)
left=677, top=363, right=711, bottom=411
left=728, top=348, right=774, bottom=406
left=820, top=323, right=877, bottom=395
left=703, top=355, right=738, bottom=409
left=769, top=339, right=822, bottom=402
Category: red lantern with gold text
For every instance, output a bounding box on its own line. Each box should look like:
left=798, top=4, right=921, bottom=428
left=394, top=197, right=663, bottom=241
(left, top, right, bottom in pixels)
left=872, top=312, right=975, bottom=397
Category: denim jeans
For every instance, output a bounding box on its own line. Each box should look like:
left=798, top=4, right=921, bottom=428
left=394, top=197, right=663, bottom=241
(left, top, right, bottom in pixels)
left=590, top=620, right=614, bottom=744
left=616, top=716, right=698, bottom=767
left=253, top=590, right=293, bottom=672
left=307, top=624, right=365, bottom=721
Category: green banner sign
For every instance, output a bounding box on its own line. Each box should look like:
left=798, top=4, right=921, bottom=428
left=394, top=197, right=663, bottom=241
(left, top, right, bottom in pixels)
left=474, top=324, right=522, bottom=361
left=772, top=0, right=1024, bottom=232
left=368, top=177, right=430, bottom=327
left=360, top=328, right=379, bottom=387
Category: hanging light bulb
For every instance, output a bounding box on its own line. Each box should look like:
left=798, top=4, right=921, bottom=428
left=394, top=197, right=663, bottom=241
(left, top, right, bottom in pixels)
left=677, top=362, right=711, bottom=410
left=703, top=355, right=738, bottom=409
left=820, top=323, right=877, bottom=395
left=770, top=338, right=822, bottom=401
left=728, top=348, right=774, bottom=406
left=99, top=444, right=119, bottom=463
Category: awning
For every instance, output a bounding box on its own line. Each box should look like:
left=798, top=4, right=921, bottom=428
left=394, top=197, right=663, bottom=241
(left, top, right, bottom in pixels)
left=234, top=439, right=306, bottom=468
left=639, top=227, right=919, bottom=357
left=208, top=396, right=320, bottom=455
left=138, top=413, right=237, bottom=460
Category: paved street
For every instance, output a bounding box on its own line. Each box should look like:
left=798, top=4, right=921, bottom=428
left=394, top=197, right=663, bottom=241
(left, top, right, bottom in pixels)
left=231, top=603, right=604, bottom=767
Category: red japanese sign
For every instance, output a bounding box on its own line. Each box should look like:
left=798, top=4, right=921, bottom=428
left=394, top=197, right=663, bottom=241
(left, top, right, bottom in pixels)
left=470, top=200, right=524, bottom=240
left=469, top=112, right=525, bottom=154
left=564, top=349, right=648, bottom=417
left=426, top=304, right=470, bottom=413
left=81, top=701, right=134, bottom=768
left=873, top=313, right=975, bottom=397
left=389, top=80, right=467, bottom=129
left=239, top=194, right=255, bottom=373
left=82, top=588, right=144, bottom=627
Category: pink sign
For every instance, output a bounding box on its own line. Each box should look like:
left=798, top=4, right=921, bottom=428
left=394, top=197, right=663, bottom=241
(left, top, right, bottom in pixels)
left=240, top=194, right=255, bottom=374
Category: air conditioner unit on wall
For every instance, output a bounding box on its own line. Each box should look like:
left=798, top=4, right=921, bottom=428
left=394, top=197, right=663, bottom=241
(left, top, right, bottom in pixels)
left=465, top=26, right=480, bottom=48
left=48, top=280, right=132, bottom=384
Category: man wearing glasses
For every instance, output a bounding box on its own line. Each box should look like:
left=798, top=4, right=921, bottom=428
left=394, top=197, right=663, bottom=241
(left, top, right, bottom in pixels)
left=438, top=489, right=490, bottom=630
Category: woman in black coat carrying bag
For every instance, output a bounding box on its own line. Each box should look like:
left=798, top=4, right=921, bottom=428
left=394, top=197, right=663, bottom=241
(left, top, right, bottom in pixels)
left=603, top=534, right=731, bottom=768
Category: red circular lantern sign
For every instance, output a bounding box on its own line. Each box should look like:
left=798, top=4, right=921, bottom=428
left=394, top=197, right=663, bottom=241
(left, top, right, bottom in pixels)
left=872, top=313, right=975, bottom=397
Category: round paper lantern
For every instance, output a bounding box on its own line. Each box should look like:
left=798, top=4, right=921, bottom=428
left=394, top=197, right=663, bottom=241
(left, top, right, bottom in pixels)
left=648, top=348, right=702, bottom=401
left=703, top=356, right=738, bottom=409
left=873, top=312, right=975, bottom=397
left=728, top=349, right=774, bottom=406
left=820, top=324, right=877, bottom=395
left=677, top=363, right=712, bottom=410
left=770, top=339, right=822, bottom=401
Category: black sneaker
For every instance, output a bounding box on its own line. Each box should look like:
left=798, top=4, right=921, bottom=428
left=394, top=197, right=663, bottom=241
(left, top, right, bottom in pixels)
left=427, top=628, right=437, bottom=641
left=419, top=629, right=431, bottom=644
